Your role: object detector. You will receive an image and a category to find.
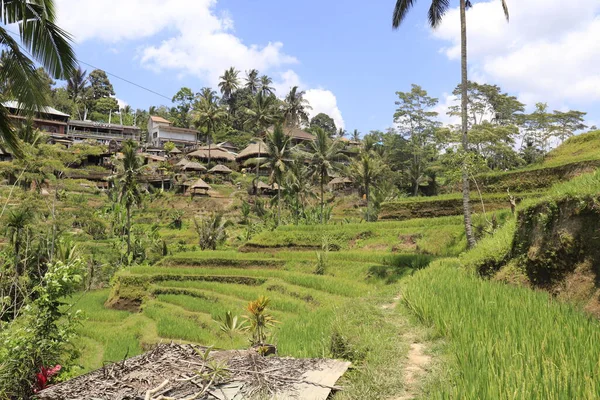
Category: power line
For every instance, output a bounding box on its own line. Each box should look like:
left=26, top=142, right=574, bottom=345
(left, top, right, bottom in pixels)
left=4, top=28, right=173, bottom=102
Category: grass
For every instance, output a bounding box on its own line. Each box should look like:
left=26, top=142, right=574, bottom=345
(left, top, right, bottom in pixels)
left=542, top=130, right=600, bottom=167
left=403, top=259, right=600, bottom=399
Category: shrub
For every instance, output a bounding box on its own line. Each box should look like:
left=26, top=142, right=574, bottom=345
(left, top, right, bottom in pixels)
left=193, top=213, right=229, bottom=251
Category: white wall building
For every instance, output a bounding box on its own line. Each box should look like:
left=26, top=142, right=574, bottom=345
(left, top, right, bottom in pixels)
left=147, top=116, right=199, bottom=148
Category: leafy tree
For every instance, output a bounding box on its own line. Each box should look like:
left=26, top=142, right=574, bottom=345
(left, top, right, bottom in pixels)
left=265, top=124, right=292, bottom=224
left=310, top=113, right=337, bottom=137
left=284, top=159, right=314, bottom=224
left=244, top=92, right=281, bottom=134
left=66, top=67, right=87, bottom=104
left=219, top=67, right=240, bottom=100
left=522, top=103, right=552, bottom=153
left=550, top=110, right=587, bottom=143
left=117, top=141, right=143, bottom=261
left=194, top=213, right=229, bottom=250
left=351, top=153, right=385, bottom=221
left=392, top=0, right=509, bottom=248
left=307, top=127, right=347, bottom=223
left=283, top=86, right=311, bottom=127
left=351, top=129, right=361, bottom=142
left=394, top=84, right=440, bottom=196
left=0, top=0, right=77, bottom=156
left=193, top=88, right=228, bottom=167
left=94, top=96, right=119, bottom=115
left=171, top=87, right=195, bottom=128
left=245, top=69, right=260, bottom=94
left=88, top=69, right=114, bottom=101
left=259, top=75, right=275, bottom=96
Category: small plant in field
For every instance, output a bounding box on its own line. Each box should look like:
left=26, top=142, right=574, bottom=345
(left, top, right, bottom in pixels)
left=240, top=200, right=251, bottom=224
left=244, top=296, right=279, bottom=347
left=314, top=236, right=330, bottom=275
left=194, top=213, right=230, bottom=250
left=216, top=311, right=248, bottom=338
left=167, top=210, right=184, bottom=229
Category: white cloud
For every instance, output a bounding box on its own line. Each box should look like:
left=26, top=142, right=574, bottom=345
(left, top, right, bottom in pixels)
left=55, top=0, right=345, bottom=129
left=114, top=97, right=128, bottom=110
left=305, top=89, right=345, bottom=130
left=432, top=93, right=460, bottom=127
left=432, top=0, right=600, bottom=106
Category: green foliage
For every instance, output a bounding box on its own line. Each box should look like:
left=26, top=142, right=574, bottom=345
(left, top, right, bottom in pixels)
left=403, top=259, right=600, bottom=399
left=215, top=311, right=248, bottom=338
left=244, top=296, right=279, bottom=346
left=0, top=258, right=85, bottom=398
left=309, top=113, right=337, bottom=137
left=193, top=213, right=229, bottom=250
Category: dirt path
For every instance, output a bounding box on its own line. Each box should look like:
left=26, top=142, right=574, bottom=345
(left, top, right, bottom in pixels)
left=383, top=293, right=433, bottom=400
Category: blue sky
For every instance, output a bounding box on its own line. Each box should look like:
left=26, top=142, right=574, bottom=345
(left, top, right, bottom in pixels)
left=56, top=0, right=600, bottom=132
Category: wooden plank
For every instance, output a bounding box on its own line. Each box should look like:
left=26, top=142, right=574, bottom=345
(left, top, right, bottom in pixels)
left=275, top=360, right=351, bottom=400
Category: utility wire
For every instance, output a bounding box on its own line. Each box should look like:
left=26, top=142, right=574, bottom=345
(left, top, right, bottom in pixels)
left=4, top=27, right=173, bottom=102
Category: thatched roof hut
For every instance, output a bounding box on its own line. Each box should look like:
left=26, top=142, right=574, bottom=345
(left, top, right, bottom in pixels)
left=190, top=178, right=211, bottom=196
left=168, top=147, right=182, bottom=154
left=328, top=177, right=352, bottom=187
left=236, top=141, right=266, bottom=162
left=209, top=164, right=233, bottom=174
left=180, top=160, right=207, bottom=172
left=188, top=146, right=235, bottom=162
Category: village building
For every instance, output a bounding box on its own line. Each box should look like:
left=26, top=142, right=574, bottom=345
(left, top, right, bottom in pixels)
left=147, top=116, right=199, bottom=148
left=216, top=141, right=238, bottom=153
left=188, top=146, right=236, bottom=164
left=67, top=120, right=141, bottom=146
left=3, top=100, right=69, bottom=135
left=236, top=141, right=269, bottom=175
left=266, top=125, right=316, bottom=146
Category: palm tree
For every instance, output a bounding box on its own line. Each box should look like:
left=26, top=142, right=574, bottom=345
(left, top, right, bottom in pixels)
left=265, top=124, right=292, bottom=224
left=6, top=207, right=33, bottom=274
left=0, top=0, right=77, bottom=156
left=392, top=0, right=509, bottom=248
left=67, top=67, right=87, bottom=100
left=283, top=86, right=311, bottom=127
left=351, top=129, right=361, bottom=142
left=285, top=159, right=314, bottom=224
left=219, top=67, right=240, bottom=100
left=193, top=88, right=228, bottom=167
left=259, top=75, right=275, bottom=96
left=118, top=141, right=143, bottom=260
left=308, top=127, right=347, bottom=223
left=351, top=153, right=384, bottom=222
left=245, top=69, right=260, bottom=94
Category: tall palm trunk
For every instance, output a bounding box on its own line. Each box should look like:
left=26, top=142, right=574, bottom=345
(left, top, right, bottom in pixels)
left=460, top=0, right=476, bottom=249
left=277, top=180, right=281, bottom=225
left=207, top=131, right=212, bottom=168
left=320, top=170, right=325, bottom=224
left=126, top=204, right=132, bottom=259
left=366, top=181, right=370, bottom=222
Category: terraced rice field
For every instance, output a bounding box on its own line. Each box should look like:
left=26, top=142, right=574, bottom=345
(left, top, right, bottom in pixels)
left=72, top=248, right=400, bottom=373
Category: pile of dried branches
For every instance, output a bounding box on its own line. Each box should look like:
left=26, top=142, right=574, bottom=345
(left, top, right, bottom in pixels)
left=38, top=343, right=338, bottom=400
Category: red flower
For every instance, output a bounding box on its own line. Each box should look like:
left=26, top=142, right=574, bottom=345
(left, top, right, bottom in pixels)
left=34, top=365, right=62, bottom=392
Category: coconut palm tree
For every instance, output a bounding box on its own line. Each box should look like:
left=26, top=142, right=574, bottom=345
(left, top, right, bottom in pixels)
left=351, top=153, right=385, bottom=222
left=117, top=141, right=143, bottom=260
left=259, top=75, right=275, bottom=96
left=193, top=88, right=228, bottom=167
left=285, top=159, right=314, bottom=224
left=67, top=67, right=87, bottom=101
left=244, top=92, right=281, bottom=134
left=307, top=127, right=347, bottom=224
left=219, top=67, right=240, bottom=100
left=283, top=86, right=311, bottom=127
left=245, top=69, right=260, bottom=94
left=0, top=0, right=76, bottom=156
left=392, top=0, right=509, bottom=248
left=265, top=124, right=292, bottom=225
left=351, top=129, right=361, bottom=142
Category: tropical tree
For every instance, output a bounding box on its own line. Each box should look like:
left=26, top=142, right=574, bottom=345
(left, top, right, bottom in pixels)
left=66, top=67, right=87, bottom=101
left=171, top=87, right=194, bottom=128
left=392, top=0, right=509, bottom=248
left=284, top=159, right=314, bottom=224
left=283, top=86, right=311, bottom=127
left=265, top=124, right=292, bottom=224
left=351, top=153, right=385, bottom=221
left=219, top=67, right=240, bottom=100
left=310, top=113, right=337, bottom=137
left=244, top=92, right=281, bottom=134
left=307, top=127, right=347, bottom=223
left=351, top=129, right=361, bottom=142
left=0, top=0, right=77, bottom=156
left=245, top=69, right=260, bottom=94
left=118, top=141, right=143, bottom=260
left=193, top=88, right=228, bottom=167
left=259, top=75, right=275, bottom=97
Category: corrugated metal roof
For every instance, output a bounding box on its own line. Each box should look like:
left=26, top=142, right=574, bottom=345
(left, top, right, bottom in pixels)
left=3, top=100, right=70, bottom=117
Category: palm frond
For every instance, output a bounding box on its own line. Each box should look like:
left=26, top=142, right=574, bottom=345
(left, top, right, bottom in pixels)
left=428, top=0, right=450, bottom=28
left=500, top=0, right=509, bottom=21
left=392, top=0, right=416, bottom=28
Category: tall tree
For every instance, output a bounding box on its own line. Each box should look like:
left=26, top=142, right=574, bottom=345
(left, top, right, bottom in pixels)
left=259, top=75, right=275, bottom=96
left=392, top=0, right=509, bottom=248
left=550, top=110, right=587, bottom=143
left=265, top=124, right=292, bottom=224
left=244, top=92, right=281, bottom=134
left=118, top=141, right=143, bottom=260
left=88, top=69, right=114, bottom=101
left=193, top=88, right=228, bottom=167
left=66, top=67, right=88, bottom=119
left=0, top=0, right=77, bottom=155
left=307, top=127, right=347, bottom=223
left=219, top=67, right=240, bottom=100
left=310, top=113, right=337, bottom=137
left=245, top=69, right=260, bottom=94
left=171, top=87, right=194, bottom=128
left=351, top=129, right=361, bottom=142
left=283, top=86, right=311, bottom=127
left=394, top=84, right=440, bottom=196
